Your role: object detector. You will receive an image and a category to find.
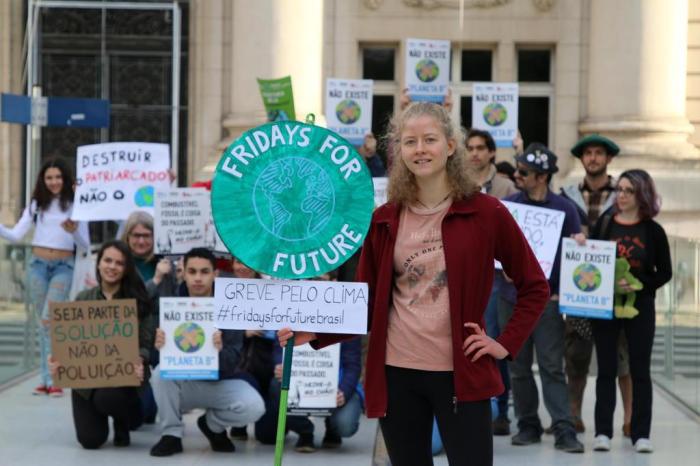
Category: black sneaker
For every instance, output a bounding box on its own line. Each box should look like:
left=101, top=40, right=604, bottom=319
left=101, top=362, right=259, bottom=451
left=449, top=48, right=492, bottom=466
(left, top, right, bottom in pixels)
left=492, top=416, right=511, bottom=436
left=511, top=428, right=541, bottom=446
left=197, top=414, right=236, bottom=452
left=322, top=431, right=342, bottom=448
left=555, top=432, right=585, bottom=453
left=295, top=432, right=316, bottom=453
left=113, top=420, right=130, bottom=447
left=150, top=435, right=183, bottom=457
left=230, top=426, right=248, bottom=440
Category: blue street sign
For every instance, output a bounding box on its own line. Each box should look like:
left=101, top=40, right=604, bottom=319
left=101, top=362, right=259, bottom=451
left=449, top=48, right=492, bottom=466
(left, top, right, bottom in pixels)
left=0, top=94, right=31, bottom=124
left=0, top=93, right=110, bottom=128
left=47, top=96, right=110, bottom=128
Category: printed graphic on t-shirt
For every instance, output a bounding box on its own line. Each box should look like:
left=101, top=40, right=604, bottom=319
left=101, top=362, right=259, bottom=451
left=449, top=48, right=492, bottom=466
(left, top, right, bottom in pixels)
left=612, top=234, right=646, bottom=271
left=398, top=227, right=448, bottom=318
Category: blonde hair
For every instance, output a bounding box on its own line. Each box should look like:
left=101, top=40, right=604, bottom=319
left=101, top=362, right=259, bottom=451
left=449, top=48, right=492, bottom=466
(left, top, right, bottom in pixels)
left=385, top=102, right=478, bottom=204
left=120, top=210, right=155, bottom=261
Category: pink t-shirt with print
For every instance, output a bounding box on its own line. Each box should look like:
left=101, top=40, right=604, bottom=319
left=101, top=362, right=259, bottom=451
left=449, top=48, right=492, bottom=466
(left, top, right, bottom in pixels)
left=386, top=198, right=453, bottom=371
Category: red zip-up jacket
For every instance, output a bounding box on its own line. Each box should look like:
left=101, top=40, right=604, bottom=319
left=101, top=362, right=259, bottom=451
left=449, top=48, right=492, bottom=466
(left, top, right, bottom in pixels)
left=313, top=193, right=549, bottom=418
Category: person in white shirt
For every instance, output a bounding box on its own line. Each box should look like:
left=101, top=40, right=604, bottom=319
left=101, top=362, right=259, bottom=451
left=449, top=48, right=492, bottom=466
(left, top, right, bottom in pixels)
left=0, top=157, right=89, bottom=397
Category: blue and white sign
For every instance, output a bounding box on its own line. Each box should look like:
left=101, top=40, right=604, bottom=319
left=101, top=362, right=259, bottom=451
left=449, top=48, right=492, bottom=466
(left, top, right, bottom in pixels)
left=159, top=298, right=219, bottom=380
left=405, top=38, right=450, bottom=103
left=559, top=238, right=616, bottom=320
left=326, top=79, right=373, bottom=146
left=472, top=83, right=519, bottom=148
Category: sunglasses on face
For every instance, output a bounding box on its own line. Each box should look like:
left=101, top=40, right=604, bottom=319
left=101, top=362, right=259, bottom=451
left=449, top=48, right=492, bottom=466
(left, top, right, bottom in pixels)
left=129, top=233, right=153, bottom=240
left=615, top=186, right=636, bottom=195
left=517, top=168, right=532, bottom=177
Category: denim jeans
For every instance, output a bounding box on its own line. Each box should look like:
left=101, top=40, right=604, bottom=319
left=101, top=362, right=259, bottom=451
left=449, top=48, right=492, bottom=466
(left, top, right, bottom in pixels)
left=498, top=297, right=574, bottom=438
left=255, top=378, right=363, bottom=444
left=28, top=255, right=74, bottom=386
left=484, top=274, right=510, bottom=418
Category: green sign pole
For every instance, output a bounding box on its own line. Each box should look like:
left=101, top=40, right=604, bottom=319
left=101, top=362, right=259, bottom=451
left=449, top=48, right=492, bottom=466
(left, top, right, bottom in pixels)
left=274, top=335, right=295, bottom=466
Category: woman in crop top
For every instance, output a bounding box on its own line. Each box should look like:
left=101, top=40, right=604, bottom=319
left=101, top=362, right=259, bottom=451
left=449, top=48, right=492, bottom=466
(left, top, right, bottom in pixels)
left=0, top=157, right=89, bottom=396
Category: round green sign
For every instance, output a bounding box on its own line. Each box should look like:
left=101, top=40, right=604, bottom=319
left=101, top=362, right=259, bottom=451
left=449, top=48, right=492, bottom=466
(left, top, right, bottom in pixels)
left=212, top=121, right=374, bottom=279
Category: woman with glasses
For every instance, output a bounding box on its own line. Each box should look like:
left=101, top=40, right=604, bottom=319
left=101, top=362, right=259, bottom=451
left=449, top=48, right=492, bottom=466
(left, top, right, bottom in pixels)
left=0, top=158, right=90, bottom=397
left=590, top=169, right=672, bottom=454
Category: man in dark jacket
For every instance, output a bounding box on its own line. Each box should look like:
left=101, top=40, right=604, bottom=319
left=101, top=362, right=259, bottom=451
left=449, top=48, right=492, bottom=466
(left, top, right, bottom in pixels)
left=498, top=143, right=585, bottom=453
left=255, top=337, right=364, bottom=453
left=149, top=248, right=265, bottom=457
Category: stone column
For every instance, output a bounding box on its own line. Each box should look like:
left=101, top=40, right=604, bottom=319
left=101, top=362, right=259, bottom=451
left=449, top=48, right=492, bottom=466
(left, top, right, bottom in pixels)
left=582, top=0, right=698, bottom=160
left=0, top=0, right=25, bottom=222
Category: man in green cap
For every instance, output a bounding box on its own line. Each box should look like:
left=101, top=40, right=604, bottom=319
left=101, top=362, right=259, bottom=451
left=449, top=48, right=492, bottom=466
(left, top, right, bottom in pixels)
left=559, top=134, right=632, bottom=437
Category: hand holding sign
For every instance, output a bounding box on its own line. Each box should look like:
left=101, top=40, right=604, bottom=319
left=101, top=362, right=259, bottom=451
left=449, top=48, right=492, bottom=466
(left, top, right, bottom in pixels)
left=277, top=328, right=317, bottom=348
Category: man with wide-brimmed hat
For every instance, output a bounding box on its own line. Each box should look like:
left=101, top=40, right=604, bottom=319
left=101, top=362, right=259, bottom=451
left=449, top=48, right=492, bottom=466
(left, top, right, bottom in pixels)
left=559, top=134, right=633, bottom=439
left=498, top=142, right=585, bottom=453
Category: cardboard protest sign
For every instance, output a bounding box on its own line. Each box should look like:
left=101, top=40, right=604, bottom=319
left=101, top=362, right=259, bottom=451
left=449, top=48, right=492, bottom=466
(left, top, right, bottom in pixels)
left=559, top=238, right=616, bottom=319
left=211, top=121, right=374, bottom=279
left=373, top=177, right=388, bottom=208
left=159, top=298, right=219, bottom=380
left=72, top=142, right=170, bottom=221
left=257, top=76, right=296, bottom=122
left=214, top=277, right=368, bottom=334
left=405, top=38, right=450, bottom=103
left=325, top=79, right=373, bottom=146
left=499, top=201, right=565, bottom=278
left=286, top=343, right=340, bottom=416
left=472, top=83, right=519, bottom=148
left=154, top=189, right=218, bottom=255
left=50, top=299, right=140, bottom=389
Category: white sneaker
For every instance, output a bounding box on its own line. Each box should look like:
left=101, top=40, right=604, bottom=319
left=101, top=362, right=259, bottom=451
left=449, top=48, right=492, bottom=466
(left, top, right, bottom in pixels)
left=593, top=435, right=611, bottom=451
left=635, top=438, right=653, bottom=453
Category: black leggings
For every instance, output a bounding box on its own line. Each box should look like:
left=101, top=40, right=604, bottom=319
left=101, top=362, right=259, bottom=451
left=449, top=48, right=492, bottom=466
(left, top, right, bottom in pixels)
left=379, top=366, right=492, bottom=466
left=593, top=293, right=655, bottom=443
left=71, top=388, right=142, bottom=449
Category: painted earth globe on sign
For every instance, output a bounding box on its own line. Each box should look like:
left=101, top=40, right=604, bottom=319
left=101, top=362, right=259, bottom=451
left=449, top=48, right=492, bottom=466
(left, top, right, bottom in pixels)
left=415, top=58, right=439, bottom=82
left=483, top=103, right=508, bottom=126
left=134, top=185, right=155, bottom=207
left=335, top=99, right=362, bottom=125
left=173, top=322, right=206, bottom=353
left=573, top=263, right=602, bottom=292
left=253, top=157, right=336, bottom=242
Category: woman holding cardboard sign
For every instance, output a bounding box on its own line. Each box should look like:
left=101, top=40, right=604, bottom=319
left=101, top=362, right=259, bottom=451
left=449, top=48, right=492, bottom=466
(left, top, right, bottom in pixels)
left=0, top=157, right=90, bottom=397
left=49, top=240, right=155, bottom=449
left=279, top=102, right=549, bottom=465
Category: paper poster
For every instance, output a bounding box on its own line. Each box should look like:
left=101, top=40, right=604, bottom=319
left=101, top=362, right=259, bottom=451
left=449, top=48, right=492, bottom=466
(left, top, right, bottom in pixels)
left=49, top=299, right=140, bottom=389
left=159, top=298, right=219, bottom=380
left=373, top=177, right=388, bottom=208
left=472, top=83, right=519, bottom=148
left=559, top=238, right=616, bottom=320
left=499, top=201, right=565, bottom=279
left=326, top=78, right=373, bottom=146
left=214, top=277, right=368, bottom=334
left=72, top=142, right=170, bottom=221
left=286, top=343, right=340, bottom=416
left=154, top=188, right=218, bottom=255
left=257, top=76, right=296, bottom=122
left=405, top=38, right=450, bottom=103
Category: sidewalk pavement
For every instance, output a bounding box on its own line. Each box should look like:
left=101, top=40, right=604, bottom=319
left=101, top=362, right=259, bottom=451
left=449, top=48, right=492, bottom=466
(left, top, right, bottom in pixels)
left=1, top=374, right=698, bottom=465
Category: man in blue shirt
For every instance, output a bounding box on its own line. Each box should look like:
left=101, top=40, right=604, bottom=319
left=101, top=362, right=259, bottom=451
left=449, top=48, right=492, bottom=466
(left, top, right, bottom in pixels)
left=498, top=143, right=585, bottom=453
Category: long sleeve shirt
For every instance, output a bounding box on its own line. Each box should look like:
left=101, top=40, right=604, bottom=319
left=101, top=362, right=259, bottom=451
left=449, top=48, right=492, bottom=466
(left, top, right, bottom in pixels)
left=0, top=199, right=89, bottom=251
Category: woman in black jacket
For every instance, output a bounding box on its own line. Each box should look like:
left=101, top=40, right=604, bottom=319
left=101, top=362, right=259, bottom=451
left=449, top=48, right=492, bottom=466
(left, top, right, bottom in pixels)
left=590, top=169, right=672, bottom=454
left=50, top=240, right=155, bottom=449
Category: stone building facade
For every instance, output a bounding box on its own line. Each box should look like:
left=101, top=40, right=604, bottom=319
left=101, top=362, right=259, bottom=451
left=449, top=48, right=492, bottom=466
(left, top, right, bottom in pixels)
left=1, top=0, right=698, bottom=237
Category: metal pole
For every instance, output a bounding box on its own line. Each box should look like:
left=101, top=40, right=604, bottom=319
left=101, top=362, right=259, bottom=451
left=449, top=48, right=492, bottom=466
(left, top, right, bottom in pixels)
left=170, top=2, right=181, bottom=184
left=24, top=0, right=37, bottom=205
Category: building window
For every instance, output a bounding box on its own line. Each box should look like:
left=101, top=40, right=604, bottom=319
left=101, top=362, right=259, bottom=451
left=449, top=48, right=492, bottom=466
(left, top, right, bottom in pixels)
left=517, top=49, right=551, bottom=82
left=461, top=50, right=492, bottom=82
left=460, top=96, right=473, bottom=130
left=362, top=47, right=395, bottom=81
left=518, top=97, right=549, bottom=147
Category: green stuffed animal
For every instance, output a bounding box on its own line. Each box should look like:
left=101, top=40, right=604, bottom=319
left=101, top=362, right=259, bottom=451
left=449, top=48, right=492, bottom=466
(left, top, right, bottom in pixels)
left=614, top=258, right=643, bottom=318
